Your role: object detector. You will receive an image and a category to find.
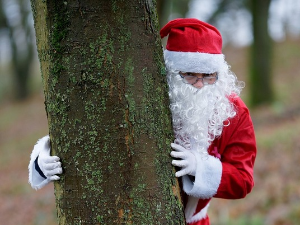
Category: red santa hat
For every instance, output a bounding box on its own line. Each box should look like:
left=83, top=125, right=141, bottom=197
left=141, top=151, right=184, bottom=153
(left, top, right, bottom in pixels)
left=160, top=18, right=226, bottom=73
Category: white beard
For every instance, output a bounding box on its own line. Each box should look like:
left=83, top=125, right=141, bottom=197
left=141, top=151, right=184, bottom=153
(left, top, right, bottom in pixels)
left=167, top=70, right=240, bottom=155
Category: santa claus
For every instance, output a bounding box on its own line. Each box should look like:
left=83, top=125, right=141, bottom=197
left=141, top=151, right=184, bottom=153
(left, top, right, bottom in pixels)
left=161, top=18, right=256, bottom=224
left=28, top=18, right=256, bottom=225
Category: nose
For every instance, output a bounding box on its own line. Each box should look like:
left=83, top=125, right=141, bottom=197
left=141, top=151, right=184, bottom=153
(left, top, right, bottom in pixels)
left=193, top=79, right=204, bottom=88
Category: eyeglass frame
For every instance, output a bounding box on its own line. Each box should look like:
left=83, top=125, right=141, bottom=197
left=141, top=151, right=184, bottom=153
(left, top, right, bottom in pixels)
left=179, top=72, right=218, bottom=86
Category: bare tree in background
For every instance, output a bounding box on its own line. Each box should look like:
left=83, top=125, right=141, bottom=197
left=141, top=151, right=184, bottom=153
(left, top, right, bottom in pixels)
left=0, top=0, right=35, bottom=100
left=249, top=0, right=273, bottom=106
left=157, top=0, right=190, bottom=28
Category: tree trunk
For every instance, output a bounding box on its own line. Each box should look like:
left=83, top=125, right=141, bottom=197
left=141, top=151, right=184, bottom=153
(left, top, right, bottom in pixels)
left=250, top=0, right=273, bottom=107
left=30, top=0, right=185, bottom=224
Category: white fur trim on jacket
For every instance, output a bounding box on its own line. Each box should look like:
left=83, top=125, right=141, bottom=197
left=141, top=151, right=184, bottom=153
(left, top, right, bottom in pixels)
left=28, top=135, right=52, bottom=190
left=185, top=195, right=210, bottom=224
left=182, top=153, right=222, bottom=199
left=164, top=49, right=227, bottom=73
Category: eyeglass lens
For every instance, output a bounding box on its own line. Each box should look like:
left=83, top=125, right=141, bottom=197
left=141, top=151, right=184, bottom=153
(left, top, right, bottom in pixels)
left=183, top=76, right=217, bottom=85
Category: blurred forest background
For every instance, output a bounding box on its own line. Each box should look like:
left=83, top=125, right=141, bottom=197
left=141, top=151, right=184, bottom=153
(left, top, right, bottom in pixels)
left=1, top=0, right=300, bottom=224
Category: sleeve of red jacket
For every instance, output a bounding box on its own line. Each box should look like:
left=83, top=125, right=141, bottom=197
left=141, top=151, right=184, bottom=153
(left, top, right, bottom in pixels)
left=214, top=98, right=257, bottom=199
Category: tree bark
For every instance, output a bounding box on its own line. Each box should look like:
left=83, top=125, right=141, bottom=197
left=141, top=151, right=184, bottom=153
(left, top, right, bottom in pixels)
left=30, top=0, right=185, bottom=224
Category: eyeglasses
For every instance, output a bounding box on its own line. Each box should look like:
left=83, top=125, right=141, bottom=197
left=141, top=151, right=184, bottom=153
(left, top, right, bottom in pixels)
left=179, top=72, right=218, bottom=85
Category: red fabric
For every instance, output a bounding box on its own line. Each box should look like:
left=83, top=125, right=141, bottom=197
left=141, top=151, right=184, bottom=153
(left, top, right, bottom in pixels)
left=195, top=198, right=210, bottom=215
left=210, top=96, right=256, bottom=199
left=184, top=96, right=256, bottom=224
left=160, top=18, right=222, bottom=54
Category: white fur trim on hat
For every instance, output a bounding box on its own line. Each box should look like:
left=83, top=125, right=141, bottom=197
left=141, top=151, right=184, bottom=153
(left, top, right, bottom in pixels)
left=182, top=153, right=222, bottom=199
left=28, top=135, right=52, bottom=190
left=164, top=49, right=227, bottom=73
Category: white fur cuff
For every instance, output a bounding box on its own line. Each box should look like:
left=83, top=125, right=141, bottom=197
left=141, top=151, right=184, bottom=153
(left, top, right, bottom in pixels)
left=28, top=135, right=51, bottom=190
left=182, top=153, right=222, bottom=199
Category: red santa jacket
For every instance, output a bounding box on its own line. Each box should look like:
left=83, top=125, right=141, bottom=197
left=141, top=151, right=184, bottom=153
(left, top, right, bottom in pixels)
left=182, top=96, right=256, bottom=224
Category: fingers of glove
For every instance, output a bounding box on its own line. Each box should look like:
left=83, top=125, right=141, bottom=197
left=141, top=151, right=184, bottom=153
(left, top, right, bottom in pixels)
left=44, top=167, right=63, bottom=177
left=172, top=159, right=188, bottom=168
left=171, top=143, right=187, bottom=152
left=49, top=175, right=60, bottom=181
left=175, top=168, right=189, bottom=177
left=170, top=151, right=187, bottom=159
left=43, top=161, right=62, bottom=171
left=41, top=156, right=60, bottom=164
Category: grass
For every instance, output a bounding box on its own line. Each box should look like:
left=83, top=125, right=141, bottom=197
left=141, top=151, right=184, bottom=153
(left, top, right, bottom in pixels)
left=0, top=39, right=300, bottom=224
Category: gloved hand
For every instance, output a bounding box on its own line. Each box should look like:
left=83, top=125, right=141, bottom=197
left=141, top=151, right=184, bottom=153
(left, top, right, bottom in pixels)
left=170, top=143, right=197, bottom=177
left=37, top=135, right=62, bottom=181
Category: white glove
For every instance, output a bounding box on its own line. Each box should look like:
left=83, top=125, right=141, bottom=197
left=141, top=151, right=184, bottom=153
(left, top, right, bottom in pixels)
left=170, top=143, right=197, bottom=177
left=37, top=135, right=62, bottom=181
